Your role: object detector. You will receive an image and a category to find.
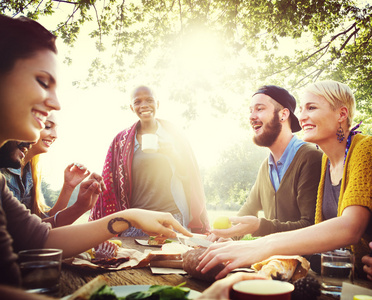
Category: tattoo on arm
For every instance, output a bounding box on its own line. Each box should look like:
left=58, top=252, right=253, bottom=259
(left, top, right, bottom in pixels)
left=107, top=217, right=132, bottom=235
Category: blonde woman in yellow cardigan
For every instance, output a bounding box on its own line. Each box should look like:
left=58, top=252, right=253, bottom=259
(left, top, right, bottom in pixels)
left=197, top=80, right=371, bottom=280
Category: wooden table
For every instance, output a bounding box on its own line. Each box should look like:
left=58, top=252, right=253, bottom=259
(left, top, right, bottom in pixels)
left=58, top=237, right=211, bottom=298
left=58, top=237, right=372, bottom=299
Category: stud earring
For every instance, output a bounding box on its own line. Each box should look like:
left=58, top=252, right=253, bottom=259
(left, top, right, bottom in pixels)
left=336, top=123, right=345, bottom=143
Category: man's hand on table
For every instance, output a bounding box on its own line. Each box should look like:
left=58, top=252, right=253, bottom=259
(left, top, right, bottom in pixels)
left=362, top=241, right=372, bottom=280
left=211, top=216, right=260, bottom=239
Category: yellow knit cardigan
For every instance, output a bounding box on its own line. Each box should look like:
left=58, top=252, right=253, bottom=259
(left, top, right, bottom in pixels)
left=315, top=134, right=372, bottom=276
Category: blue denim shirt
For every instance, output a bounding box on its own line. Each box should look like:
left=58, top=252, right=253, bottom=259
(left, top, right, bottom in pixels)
left=268, top=135, right=305, bottom=191
left=0, top=163, right=33, bottom=210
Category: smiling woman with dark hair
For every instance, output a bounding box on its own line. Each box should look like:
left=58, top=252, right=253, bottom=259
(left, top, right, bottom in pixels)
left=0, top=15, right=191, bottom=293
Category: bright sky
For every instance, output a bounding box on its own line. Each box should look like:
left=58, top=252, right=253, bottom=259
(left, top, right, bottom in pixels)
left=36, top=3, right=294, bottom=190
left=40, top=30, right=250, bottom=189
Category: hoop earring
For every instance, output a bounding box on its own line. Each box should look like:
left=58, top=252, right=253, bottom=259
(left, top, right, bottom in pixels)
left=336, top=123, right=345, bottom=143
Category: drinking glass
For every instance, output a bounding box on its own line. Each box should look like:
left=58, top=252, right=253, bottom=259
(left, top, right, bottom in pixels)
left=321, top=249, right=354, bottom=297
left=18, top=248, right=63, bottom=295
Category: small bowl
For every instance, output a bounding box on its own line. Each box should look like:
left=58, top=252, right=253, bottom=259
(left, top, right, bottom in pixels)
left=230, top=280, right=294, bottom=300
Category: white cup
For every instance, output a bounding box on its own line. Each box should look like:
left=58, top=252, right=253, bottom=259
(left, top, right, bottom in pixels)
left=231, top=280, right=294, bottom=300
left=141, top=134, right=158, bottom=153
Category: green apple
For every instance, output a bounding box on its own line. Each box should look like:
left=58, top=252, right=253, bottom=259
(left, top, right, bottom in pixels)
left=213, top=216, right=232, bottom=229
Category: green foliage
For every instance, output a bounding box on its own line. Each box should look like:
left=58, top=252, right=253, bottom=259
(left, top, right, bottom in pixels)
left=203, top=136, right=269, bottom=209
left=41, top=180, right=79, bottom=208
left=2, top=0, right=372, bottom=117
left=41, top=179, right=59, bottom=207
left=241, top=234, right=259, bottom=241
left=89, top=283, right=191, bottom=300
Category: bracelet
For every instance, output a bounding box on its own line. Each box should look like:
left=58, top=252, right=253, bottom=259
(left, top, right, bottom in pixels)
left=107, top=217, right=132, bottom=235
left=53, top=210, right=62, bottom=228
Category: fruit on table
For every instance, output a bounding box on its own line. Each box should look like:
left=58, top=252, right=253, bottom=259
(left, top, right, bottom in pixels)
left=213, top=216, right=232, bottom=229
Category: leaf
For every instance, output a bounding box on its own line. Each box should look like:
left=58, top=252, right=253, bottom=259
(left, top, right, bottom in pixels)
left=91, top=285, right=118, bottom=300
left=123, top=284, right=190, bottom=300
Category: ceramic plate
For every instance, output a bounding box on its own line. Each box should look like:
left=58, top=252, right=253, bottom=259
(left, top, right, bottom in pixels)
left=134, top=239, right=178, bottom=247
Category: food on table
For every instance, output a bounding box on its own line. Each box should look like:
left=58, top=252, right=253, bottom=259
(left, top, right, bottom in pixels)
left=91, top=257, right=130, bottom=268
left=182, top=248, right=226, bottom=282
left=67, top=275, right=108, bottom=300
left=148, top=234, right=172, bottom=245
left=213, top=216, right=231, bottom=229
left=252, top=255, right=310, bottom=282
left=94, top=240, right=119, bottom=260
left=83, top=240, right=122, bottom=260
left=147, top=243, right=191, bottom=261
left=78, top=240, right=132, bottom=268
left=291, top=275, right=321, bottom=300
left=149, top=259, right=183, bottom=269
left=110, top=240, right=122, bottom=247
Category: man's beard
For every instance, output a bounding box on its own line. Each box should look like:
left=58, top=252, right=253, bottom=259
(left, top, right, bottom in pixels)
left=253, top=112, right=282, bottom=147
left=0, top=141, right=29, bottom=169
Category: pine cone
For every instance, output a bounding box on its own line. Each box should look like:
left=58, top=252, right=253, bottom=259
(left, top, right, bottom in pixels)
left=292, top=275, right=321, bottom=300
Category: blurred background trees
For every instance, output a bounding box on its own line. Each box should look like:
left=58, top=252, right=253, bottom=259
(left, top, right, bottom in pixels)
left=3, top=0, right=371, bottom=208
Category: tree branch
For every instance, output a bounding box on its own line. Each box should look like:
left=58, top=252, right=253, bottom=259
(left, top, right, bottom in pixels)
left=12, top=0, right=35, bottom=17
left=259, top=21, right=358, bottom=81
left=178, top=0, right=183, bottom=33
left=92, top=3, right=103, bottom=48
left=53, top=0, right=79, bottom=4
left=114, top=0, right=126, bottom=56
left=293, top=68, right=323, bottom=89
left=53, top=3, right=80, bottom=32
left=339, top=28, right=360, bottom=51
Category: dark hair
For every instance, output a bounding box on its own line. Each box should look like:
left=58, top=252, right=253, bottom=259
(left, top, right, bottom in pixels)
left=130, top=85, right=156, bottom=103
left=0, top=15, right=57, bottom=74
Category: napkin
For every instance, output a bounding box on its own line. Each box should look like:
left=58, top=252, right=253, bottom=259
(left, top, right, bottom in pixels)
left=150, top=267, right=187, bottom=275
left=67, top=248, right=152, bottom=270
left=341, top=282, right=372, bottom=300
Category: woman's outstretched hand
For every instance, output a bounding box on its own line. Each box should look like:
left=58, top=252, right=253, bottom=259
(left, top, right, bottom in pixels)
left=124, top=209, right=192, bottom=238
left=64, top=163, right=90, bottom=189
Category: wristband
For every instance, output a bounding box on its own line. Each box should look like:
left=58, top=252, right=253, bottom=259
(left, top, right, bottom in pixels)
left=107, top=217, right=132, bottom=235
left=53, top=210, right=62, bottom=228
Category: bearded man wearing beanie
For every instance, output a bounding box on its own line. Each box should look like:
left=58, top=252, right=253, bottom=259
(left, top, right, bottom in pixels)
left=211, top=85, right=322, bottom=239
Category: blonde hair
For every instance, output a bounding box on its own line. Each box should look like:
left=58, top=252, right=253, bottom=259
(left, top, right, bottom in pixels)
left=30, top=155, right=50, bottom=217
left=304, top=80, right=356, bottom=129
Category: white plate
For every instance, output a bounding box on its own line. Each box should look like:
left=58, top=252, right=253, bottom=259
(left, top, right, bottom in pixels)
left=62, top=284, right=201, bottom=299
left=135, top=239, right=180, bottom=247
